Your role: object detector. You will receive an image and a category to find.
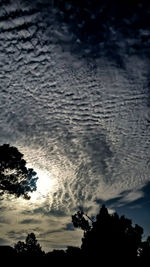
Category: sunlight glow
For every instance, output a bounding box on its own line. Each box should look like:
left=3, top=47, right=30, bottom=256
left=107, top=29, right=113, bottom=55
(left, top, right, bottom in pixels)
left=30, top=168, right=54, bottom=202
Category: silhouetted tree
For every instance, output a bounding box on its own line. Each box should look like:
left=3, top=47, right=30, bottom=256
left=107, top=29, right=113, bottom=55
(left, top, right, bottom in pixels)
left=72, top=205, right=143, bottom=265
left=72, top=210, right=91, bottom=232
left=14, top=233, right=44, bottom=257
left=47, top=249, right=66, bottom=258
left=0, top=246, right=17, bottom=265
left=66, top=246, right=81, bottom=256
left=0, top=144, right=38, bottom=199
left=139, top=236, right=150, bottom=264
left=14, top=241, right=27, bottom=255
left=26, top=233, right=44, bottom=256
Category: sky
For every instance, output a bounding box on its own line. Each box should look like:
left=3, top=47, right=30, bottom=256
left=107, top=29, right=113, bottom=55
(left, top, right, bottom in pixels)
left=0, top=0, right=150, bottom=251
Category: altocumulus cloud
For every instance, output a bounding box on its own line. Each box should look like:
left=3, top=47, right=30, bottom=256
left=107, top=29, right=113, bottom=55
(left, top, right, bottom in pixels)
left=0, top=0, right=150, bottom=250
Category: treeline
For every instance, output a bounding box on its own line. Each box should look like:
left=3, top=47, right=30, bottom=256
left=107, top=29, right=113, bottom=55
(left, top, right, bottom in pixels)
left=0, top=144, right=150, bottom=265
left=0, top=205, right=150, bottom=266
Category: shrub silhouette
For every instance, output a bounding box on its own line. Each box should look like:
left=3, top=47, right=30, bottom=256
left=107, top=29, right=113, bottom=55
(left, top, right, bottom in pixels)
left=0, top=144, right=38, bottom=199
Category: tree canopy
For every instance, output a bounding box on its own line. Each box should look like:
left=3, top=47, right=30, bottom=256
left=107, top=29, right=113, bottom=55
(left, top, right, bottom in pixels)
left=72, top=205, right=143, bottom=265
left=0, top=144, right=38, bottom=199
left=14, top=233, right=44, bottom=257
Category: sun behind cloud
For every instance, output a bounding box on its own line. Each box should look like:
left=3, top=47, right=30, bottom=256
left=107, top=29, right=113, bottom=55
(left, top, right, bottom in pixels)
left=29, top=168, right=55, bottom=202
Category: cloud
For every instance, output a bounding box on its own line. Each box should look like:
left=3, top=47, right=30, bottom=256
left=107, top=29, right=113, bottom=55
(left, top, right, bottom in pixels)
left=63, top=223, right=75, bottom=231
left=39, top=228, right=83, bottom=252
left=16, top=0, right=150, bottom=61
left=7, top=230, right=25, bottom=239
left=39, top=229, right=63, bottom=238
left=0, top=217, right=10, bottom=224
left=99, top=181, right=150, bottom=208
left=0, top=237, right=9, bottom=245
left=20, top=218, right=42, bottom=224
left=48, top=209, right=67, bottom=217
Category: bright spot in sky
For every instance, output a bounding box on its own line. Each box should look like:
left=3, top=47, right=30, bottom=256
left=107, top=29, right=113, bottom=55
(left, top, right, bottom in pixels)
left=30, top=168, right=54, bottom=202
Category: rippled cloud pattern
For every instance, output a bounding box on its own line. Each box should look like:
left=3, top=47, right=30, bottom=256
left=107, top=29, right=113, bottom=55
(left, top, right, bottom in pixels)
left=0, top=0, right=150, bottom=250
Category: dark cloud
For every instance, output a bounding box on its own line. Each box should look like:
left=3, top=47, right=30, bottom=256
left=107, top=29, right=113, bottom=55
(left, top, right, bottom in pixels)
left=21, top=207, right=44, bottom=215
left=7, top=231, right=28, bottom=244
left=102, top=181, right=150, bottom=208
left=1, top=0, right=149, bottom=67
left=39, top=229, right=63, bottom=238
left=48, top=209, right=67, bottom=217
left=63, top=223, right=75, bottom=231
left=22, top=207, right=67, bottom=217
left=20, top=218, right=42, bottom=224
left=7, top=230, right=25, bottom=239
left=7, top=228, right=42, bottom=242
left=76, top=132, right=112, bottom=176
left=0, top=206, right=7, bottom=212
left=0, top=217, right=10, bottom=224
left=18, top=0, right=150, bottom=64
left=0, top=237, right=9, bottom=245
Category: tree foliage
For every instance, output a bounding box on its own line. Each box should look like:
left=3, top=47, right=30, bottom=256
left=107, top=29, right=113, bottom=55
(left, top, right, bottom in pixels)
left=0, top=144, right=38, bottom=199
left=139, top=235, right=150, bottom=264
left=72, top=210, right=91, bottom=232
left=14, top=233, right=43, bottom=257
left=72, top=205, right=143, bottom=264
